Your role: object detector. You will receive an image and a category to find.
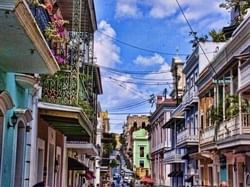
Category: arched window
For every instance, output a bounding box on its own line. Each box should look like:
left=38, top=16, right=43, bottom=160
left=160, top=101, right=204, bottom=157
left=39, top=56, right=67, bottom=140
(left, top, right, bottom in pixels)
left=133, top=122, right=137, bottom=129
left=142, top=122, right=146, bottom=128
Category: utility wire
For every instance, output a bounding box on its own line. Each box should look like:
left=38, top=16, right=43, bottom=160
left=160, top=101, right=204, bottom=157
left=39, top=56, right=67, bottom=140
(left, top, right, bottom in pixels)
left=106, top=77, right=150, bottom=100
left=109, top=101, right=149, bottom=112
left=97, top=30, right=188, bottom=56
left=98, top=30, right=218, bottom=57
left=100, top=65, right=171, bottom=75
left=107, top=76, right=174, bottom=85
left=175, top=0, right=217, bottom=74
left=108, top=100, right=149, bottom=110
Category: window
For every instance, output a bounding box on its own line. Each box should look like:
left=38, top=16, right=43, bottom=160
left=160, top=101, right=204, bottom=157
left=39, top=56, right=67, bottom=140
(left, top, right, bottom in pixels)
left=140, top=160, right=144, bottom=168
left=142, top=122, right=146, bottom=128
left=140, top=146, right=144, bottom=157
left=133, top=122, right=137, bottom=129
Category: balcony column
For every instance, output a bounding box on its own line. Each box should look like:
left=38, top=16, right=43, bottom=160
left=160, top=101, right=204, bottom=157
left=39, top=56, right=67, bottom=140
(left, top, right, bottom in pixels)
left=239, top=92, right=242, bottom=133
left=238, top=60, right=241, bottom=91
left=230, top=69, right=233, bottom=95
left=223, top=76, right=226, bottom=121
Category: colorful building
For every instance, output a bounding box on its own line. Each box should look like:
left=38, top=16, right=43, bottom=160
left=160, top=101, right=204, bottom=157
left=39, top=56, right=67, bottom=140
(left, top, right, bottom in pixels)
left=132, top=128, right=150, bottom=178
left=149, top=96, right=176, bottom=187
left=198, top=13, right=250, bottom=187
left=123, top=115, right=149, bottom=164
left=0, top=0, right=60, bottom=186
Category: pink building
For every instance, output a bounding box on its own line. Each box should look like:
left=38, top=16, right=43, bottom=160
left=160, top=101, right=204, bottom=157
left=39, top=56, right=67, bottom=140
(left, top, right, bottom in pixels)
left=149, top=96, right=176, bottom=186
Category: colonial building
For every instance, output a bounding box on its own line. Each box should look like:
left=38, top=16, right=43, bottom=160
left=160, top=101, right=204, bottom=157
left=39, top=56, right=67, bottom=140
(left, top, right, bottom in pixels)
left=123, top=115, right=149, bottom=164
left=132, top=128, right=150, bottom=178
left=0, top=0, right=60, bottom=186
left=198, top=13, right=250, bottom=187
left=149, top=96, right=176, bottom=187
left=34, top=0, right=102, bottom=186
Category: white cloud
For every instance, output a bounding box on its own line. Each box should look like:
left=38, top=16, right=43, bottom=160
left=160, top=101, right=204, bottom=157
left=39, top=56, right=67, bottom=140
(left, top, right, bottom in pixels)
left=115, top=0, right=142, bottom=18
left=94, top=20, right=120, bottom=67
left=133, top=53, right=165, bottom=66
left=115, top=0, right=229, bottom=27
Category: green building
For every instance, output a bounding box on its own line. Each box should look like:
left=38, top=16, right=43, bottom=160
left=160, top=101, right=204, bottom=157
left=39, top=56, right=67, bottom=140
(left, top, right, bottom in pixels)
left=132, top=128, right=150, bottom=178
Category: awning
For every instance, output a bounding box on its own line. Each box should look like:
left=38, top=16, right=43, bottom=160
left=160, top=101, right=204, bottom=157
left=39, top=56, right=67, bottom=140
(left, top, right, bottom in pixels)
left=168, top=171, right=177, bottom=177
left=38, top=102, right=92, bottom=141
left=0, top=1, right=59, bottom=74
left=68, top=157, right=88, bottom=171
left=66, top=142, right=98, bottom=156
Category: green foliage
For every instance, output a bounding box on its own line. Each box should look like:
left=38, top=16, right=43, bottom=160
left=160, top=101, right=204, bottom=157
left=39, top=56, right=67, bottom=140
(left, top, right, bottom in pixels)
left=209, top=29, right=226, bottom=42
left=189, top=33, right=208, bottom=48
left=110, top=159, right=119, bottom=168
left=103, top=143, right=113, bottom=157
left=112, top=134, right=117, bottom=150
left=220, top=0, right=250, bottom=23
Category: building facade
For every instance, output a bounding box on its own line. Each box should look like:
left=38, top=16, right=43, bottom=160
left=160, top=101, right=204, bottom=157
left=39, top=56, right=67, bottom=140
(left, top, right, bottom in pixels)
left=132, top=128, right=150, bottom=178
left=123, top=115, right=149, bottom=164
left=198, top=13, right=250, bottom=187
left=149, top=96, right=176, bottom=187
left=0, top=0, right=60, bottom=186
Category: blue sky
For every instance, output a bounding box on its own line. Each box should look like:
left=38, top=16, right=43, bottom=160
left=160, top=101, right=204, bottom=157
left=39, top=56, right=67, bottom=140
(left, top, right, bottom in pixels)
left=94, top=0, right=230, bottom=133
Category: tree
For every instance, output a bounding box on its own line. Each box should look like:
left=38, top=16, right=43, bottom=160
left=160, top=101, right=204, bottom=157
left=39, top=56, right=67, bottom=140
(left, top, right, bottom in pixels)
left=220, top=0, right=250, bottom=23
left=209, top=29, right=226, bottom=42
left=110, top=159, right=119, bottom=168
left=112, top=134, right=117, bottom=150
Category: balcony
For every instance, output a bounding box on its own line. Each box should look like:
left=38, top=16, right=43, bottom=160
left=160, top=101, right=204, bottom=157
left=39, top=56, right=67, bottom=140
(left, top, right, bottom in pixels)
left=239, top=60, right=250, bottom=93
left=200, top=126, right=215, bottom=150
left=67, top=141, right=98, bottom=156
left=176, top=128, right=199, bottom=148
left=0, top=0, right=60, bottom=74
left=41, top=71, right=95, bottom=121
left=216, top=113, right=250, bottom=149
left=164, top=149, right=184, bottom=164
left=182, top=87, right=198, bottom=109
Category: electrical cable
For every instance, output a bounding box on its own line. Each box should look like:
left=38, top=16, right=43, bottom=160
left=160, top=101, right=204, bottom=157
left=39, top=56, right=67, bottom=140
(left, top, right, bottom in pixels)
left=175, top=0, right=217, bottom=74
left=106, top=76, right=174, bottom=85
left=108, top=100, right=149, bottom=110
left=100, top=65, right=171, bottom=75
left=109, top=101, right=149, bottom=112
left=97, top=30, right=217, bottom=57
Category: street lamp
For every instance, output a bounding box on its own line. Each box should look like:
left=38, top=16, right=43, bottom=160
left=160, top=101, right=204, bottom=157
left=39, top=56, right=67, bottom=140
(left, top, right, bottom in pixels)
left=8, top=112, right=18, bottom=128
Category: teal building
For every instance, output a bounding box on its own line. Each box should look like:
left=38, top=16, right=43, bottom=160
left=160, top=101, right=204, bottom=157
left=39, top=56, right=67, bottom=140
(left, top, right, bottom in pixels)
left=0, top=0, right=59, bottom=186
left=132, top=128, right=150, bottom=178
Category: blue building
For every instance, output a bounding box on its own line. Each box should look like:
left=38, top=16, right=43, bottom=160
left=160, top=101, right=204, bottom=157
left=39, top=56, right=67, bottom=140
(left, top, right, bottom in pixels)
left=0, top=0, right=59, bottom=186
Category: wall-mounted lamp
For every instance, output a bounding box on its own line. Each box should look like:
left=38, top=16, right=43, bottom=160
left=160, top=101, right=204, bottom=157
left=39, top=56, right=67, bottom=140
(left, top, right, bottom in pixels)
left=8, top=112, right=18, bottom=128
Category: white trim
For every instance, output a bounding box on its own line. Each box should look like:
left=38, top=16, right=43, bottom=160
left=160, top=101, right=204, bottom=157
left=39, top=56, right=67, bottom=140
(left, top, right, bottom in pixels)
left=46, top=127, right=56, bottom=187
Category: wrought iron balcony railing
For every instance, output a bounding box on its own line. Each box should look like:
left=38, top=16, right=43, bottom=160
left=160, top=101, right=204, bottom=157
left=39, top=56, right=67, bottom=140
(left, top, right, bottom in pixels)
left=41, top=70, right=95, bottom=120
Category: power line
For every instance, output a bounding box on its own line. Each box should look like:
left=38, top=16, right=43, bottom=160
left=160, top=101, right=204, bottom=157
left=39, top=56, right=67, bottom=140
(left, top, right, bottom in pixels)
left=106, top=78, right=150, bottom=100
left=175, top=0, right=217, bottom=74
left=109, top=101, right=149, bottom=112
left=108, top=100, right=149, bottom=110
left=97, top=30, right=188, bottom=56
left=98, top=30, right=218, bottom=57
left=106, top=76, right=174, bottom=85
left=100, top=65, right=171, bottom=75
